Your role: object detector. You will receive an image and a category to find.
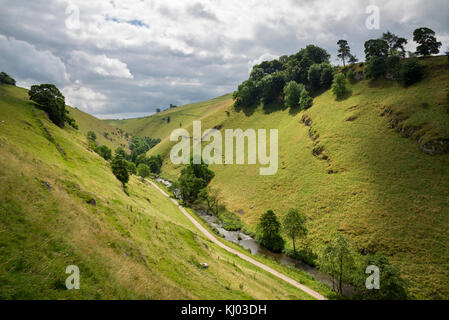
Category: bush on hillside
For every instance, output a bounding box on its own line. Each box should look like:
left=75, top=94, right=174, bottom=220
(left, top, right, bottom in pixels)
left=87, top=131, right=97, bottom=142
left=320, top=64, right=334, bottom=89
left=386, top=55, right=401, bottom=79
left=95, top=145, right=112, bottom=161
left=346, top=70, right=355, bottom=83
left=331, top=73, right=348, bottom=99
left=308, top=64, right=322, bottom=92
left=126, top=161, right=136, bottom=175
left=364, top=56, right=387, bottom=79
left=298, top=88, right=313, bottom=110
left=399, top=59, right=424, bottom=87
left=0, top=72, right=16, bottom=86
left=137, top=163, right=151, bottom=179
left=283, top=81, right=304, bottom=108
left=111, top=156, right=130, bottom=187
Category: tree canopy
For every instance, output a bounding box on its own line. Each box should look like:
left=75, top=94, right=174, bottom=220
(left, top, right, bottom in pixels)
left=413, top=27, right=442, bottom=56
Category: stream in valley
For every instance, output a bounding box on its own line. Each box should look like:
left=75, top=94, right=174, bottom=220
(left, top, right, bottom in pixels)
left=154, top=177, right=355, bottom=296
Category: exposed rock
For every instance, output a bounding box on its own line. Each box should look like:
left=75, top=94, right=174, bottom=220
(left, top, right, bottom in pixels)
left=300, top=114, right=313, bottom=127
left=200, top=263, right=209, bottom=269
left=420, top=139, right=449, bottom=155
left=312, top=145, right=324, bottom=157
left=354, top=72, right=364, bottom=81
left=42, top=181, right=52, bottom=190
left=87, top=198, right=96, bottom=206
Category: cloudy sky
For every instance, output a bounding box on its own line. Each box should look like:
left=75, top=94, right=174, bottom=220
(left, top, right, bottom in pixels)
left=0, top=0, right=448, bottom=119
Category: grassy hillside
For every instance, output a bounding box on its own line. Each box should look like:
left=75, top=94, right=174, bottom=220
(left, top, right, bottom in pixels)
left=116, top=56, right=449, bottom=299
left=105, top=93, right=233, bottom=140
left=68, top=106, right=130, bottom=152
left=0, top=84, right=330, bottom=299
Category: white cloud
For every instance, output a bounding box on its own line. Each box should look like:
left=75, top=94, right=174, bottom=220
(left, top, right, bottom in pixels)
left=63, top=83, right=108, bottom=113
left=69, top=51, right=133, bottom=79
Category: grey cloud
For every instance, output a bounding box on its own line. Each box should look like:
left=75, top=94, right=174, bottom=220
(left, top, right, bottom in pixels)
left=0, top=0, right=448, bottom=118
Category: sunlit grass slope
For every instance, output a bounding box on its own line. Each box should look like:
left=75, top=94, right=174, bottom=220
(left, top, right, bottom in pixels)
left=0, top=84, right=329, bottom=299
left=120, top=56, right=449, bottom=299
left=68, top=106, right=129, bottom=152
left=105, top=93, right=233, bottom=140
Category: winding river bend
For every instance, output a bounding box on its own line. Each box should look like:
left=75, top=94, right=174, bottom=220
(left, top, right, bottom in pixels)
left=155, top=177, right=354, bottom=296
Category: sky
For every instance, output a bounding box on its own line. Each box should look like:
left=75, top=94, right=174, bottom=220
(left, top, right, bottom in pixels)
left=0, top=0, right=448, bottom=119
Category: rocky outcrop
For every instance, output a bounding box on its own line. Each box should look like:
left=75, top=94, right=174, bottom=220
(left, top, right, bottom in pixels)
left=379, top=105, right=449, bottom=155
left=300, top=114, right=340, bottom=173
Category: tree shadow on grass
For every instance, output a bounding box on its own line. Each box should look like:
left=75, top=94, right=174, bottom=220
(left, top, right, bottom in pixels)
left=335, top=89, right=353, bottom=102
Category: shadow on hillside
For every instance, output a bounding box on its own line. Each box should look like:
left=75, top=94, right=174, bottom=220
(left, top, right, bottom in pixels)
left=335, top=89, right=353, bottom=101
left=367, top=78, right=396, bottom=89
left=262, top=98, right=288, bottom=115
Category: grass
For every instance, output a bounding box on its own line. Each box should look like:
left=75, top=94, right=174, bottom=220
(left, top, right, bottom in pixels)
left=0, top=84, right=329, bottom=300
left=114, top=56, right=449, bottom=299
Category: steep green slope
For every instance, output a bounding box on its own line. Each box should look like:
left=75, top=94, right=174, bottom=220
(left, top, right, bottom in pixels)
left=118, top=56, right=449, bottom=299
left=68, top=106, right=130, bottom=152
left=0, top=84, right=329, bottom=299
left=105, top=93, right=233, bottom=140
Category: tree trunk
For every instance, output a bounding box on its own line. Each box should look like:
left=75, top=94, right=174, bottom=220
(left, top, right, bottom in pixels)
left=339, top=255, right=343, bottom=294
left=292, top=236, right=296, bottom=253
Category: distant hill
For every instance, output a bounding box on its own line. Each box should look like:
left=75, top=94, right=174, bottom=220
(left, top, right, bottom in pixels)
left=110, top=56, right=449, bottom=299
left=0, top=84, right=328, bottom=299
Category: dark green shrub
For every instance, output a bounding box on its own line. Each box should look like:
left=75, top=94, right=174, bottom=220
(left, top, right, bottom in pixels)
left=399, top=59, right=423, bottom=87
left=95, top=145, right=112, bottom=161
left=111, top=157, right=130, bottom=187
left=331, top=73, right=348, bottom=99
left=0, top=72, right=16, bottom=85
left=364, top=56, right=387, bottom=79
left=298, top=89, right=313, bottom=110
left=283, top=81, right=303, bottom=108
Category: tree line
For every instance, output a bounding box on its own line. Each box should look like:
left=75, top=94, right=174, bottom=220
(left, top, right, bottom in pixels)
left=234, top=27, right=445, bottom=110
left=87, top=130, right=162, bottom=190
left=256, top=208, right=408, bottom=299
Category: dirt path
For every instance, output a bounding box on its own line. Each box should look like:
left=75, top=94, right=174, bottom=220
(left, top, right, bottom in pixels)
left=147, top=179, right=328, bottom=301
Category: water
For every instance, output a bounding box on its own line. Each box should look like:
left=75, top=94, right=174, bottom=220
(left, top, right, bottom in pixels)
left=154, top=177, right=354, bottom=296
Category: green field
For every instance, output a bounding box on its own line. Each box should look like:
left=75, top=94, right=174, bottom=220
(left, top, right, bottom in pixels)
left=0, top=84, right=330, bottom=299
left=111, top=56, right=449, bottom=299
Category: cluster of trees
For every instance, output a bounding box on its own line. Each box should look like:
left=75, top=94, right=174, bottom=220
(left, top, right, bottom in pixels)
left=87, top=130, right=162, bottom=189
left=110, top=146, right=161, bottom=190
left=319, top=235, right=409, bottom=299
left=28, top=84, right=78, bottom=129
left=129, top=136, right=161, bottom=163
left=174, top=157, right=215, bottom=204
left=255, top=208, right=408, bottom=298
left=0, top=72, right=16, bottom=86
left=361, top=28, right=442, bottom=86
left=233, top=45, right=335, bottom=111
left=257, top=208, right=307, bottom=253
left=236, top=27, right=443, bottom=107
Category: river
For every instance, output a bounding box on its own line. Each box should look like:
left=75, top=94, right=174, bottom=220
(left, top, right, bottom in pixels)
left=154, top=177, right=354, bottom=296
